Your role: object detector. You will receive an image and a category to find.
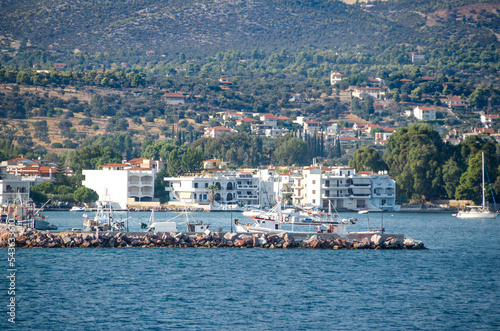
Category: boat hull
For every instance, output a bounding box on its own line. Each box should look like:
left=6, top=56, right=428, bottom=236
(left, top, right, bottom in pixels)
left=456, top=212, right=496, bottom=219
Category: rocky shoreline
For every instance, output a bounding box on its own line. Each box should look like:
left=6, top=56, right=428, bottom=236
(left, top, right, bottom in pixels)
left=0, top=228, right=426, bottom=250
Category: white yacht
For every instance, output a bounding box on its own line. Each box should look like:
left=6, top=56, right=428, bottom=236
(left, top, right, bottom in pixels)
left=456, top=152, right=497, bottom=219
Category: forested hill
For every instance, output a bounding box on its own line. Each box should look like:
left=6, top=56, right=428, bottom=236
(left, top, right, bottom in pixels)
left=1, top=0, right=498, bottom=57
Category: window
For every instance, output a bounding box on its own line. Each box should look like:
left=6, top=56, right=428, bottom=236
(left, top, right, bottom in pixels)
left=205, top=183, right=208, bottom=188
left=194, top=183, right=198, bottom=188
left=325, top=190, right=330, bottom=197
left=312, top=180, right=316, bottom=184
left=312, top=190, right=316, bottom=194
left=312, top=199, right=316, bottom=204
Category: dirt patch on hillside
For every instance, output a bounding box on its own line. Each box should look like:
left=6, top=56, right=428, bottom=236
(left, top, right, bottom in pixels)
left=425, top=3, right=500, bottom=26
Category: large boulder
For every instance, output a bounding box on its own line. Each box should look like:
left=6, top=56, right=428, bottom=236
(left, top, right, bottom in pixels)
left=371, top=234, right=382, bottom=246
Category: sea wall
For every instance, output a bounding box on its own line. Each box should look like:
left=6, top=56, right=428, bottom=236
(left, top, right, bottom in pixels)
left=0, top=228, right=425, bottom=250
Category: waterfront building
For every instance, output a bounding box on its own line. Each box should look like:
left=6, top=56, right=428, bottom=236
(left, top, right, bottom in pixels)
left=164, top=170, right=260, bottom=209
left=82, top=160, right=160, bottom=209
left=291, top=166, right=398, bottom=211
left=164, top=162, right=399, bottom=212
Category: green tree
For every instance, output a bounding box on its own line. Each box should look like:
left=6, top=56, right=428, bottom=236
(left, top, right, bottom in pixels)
left=441, top=158, right=462, bottom=199
left=349, top=147, right=387, bottom=172
left=273, top=135, right=309, bottom=166
left=73, top=186, right=99, bottom=204
left=384, top=124, right=447, bottom=201
left=167, top=149, right=181, bottom=177
left=181, top=147, right=203, bottom=173
left=455, top=154, right=488, bottom=204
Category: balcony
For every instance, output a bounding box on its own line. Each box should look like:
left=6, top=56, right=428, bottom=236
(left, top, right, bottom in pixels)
left=141, top=180, right=153, bottom=185
left=237, top=184, right=258, bottom=189
left=322, top=194, right=348, bottom=199
left=237, top=195, right=258, bottom=200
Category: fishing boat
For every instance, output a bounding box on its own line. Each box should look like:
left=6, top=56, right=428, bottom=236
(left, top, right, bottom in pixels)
left=456, top=152, right=497, bottom=219
left=82, top=200, right=127, bottom=231
left=1, top=196, right=57, bottom=230
left=235, top=199, right=357, bottom=235
left=145, top=209, right=210, bottom=233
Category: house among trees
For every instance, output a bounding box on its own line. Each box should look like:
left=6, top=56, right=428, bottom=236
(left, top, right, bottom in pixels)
left=53, top=63, right=66, bottom=69
left=411, top=54, right=425, bottom=63
left=352, top=87, right=386, bottom=100
left=330, top=71, right=345, bottom=85
left=204, top=126, right=236, bottom=138
left=236, top=117, right=258, bottom=126
left=480, top=114, right=499, bottom=126
left=445, top=97, right=468, bottom=108
left=161, top=92, right=185, bottom=104
left=413, top=106, right=436, bottom=120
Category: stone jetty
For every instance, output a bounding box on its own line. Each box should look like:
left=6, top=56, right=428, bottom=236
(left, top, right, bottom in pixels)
left=0, top=227, right=426, bottom=250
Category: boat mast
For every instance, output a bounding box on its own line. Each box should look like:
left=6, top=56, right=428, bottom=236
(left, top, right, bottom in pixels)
left=482, top=152, right=486, bottom=210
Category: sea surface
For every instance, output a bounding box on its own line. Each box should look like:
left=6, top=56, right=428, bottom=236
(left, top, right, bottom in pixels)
left=1, top=211, right=499, bottom=330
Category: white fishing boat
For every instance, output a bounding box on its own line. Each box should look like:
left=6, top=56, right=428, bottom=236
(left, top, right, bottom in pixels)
left=235, top=199, right=357, bottom=235
left=145, top=209, right=210, bottom=233
left=82, top=200, right=127, bottom=231
left=456, top=152, right=497, bottom=219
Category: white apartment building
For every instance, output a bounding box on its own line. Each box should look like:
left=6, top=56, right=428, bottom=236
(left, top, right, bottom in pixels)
left=164, top=171, right=260, bottom=209
left=291, top=167, right=398, bottom=211
left=82, top=163, right=156, bottom=209
left=164, top=166, right=399, bottom=212
left=413, top=106, right=436, bottom=120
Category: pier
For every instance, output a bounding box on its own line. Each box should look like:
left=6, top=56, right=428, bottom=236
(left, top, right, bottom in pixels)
left=1, top=225, right=424, bottom=250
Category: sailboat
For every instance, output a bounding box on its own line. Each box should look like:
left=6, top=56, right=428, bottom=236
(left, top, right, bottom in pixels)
left=456, top=152, right=497, bottom=219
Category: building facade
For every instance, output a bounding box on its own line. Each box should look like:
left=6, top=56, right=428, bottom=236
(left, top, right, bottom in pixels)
left=164, top=165, right=399, bottom=212
left=164, top=171, right=260, bottom=208
left=82, top=163, right=157, bottom=209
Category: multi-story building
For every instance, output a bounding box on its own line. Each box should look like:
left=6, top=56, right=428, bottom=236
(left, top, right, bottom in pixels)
left=291, top=167, right=398, bottom=211
left=164, top=171, right=260, bottom=209
left=330, top=71, right=345, bottom=85
left=82, top=161, right=158, bottom=209
left=413, top=106, right=436, bottom=120
left=164, top=163, right=399, bottom=212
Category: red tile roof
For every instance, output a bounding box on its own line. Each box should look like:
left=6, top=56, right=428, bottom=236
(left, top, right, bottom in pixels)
left=237, top=118, right=258, bottom=122
left=340, top=137, right=361, bottom=141
left=127, top=158, right=148, bottom=164
left=162, top=93, right=184, bottom=98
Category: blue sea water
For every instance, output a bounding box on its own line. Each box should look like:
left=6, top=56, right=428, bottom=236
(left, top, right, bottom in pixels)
left=1, top=211, right=500, bottom=330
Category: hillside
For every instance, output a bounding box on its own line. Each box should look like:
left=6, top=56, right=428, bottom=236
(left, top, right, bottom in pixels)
left=3, top=0, right=493, bottom=57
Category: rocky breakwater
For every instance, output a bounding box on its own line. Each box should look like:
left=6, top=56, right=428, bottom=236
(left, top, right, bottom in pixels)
left=0, top=228, right=426, bottom=250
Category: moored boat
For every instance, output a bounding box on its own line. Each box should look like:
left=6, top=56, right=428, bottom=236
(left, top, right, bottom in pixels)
left=82, top=200, right=127, bottom=231
left=1, top=196, right=57, bottom=230
left=456, top=152, right=497, bottom=219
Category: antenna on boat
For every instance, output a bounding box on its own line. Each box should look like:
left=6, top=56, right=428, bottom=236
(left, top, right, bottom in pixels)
left=358, top=209, right=369, bottom=231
